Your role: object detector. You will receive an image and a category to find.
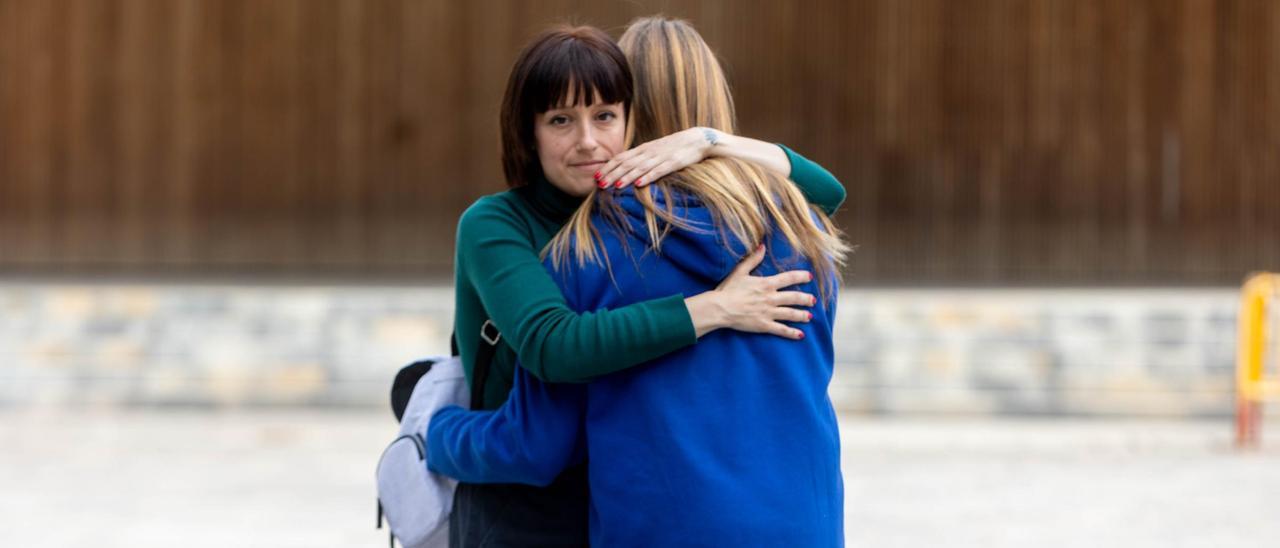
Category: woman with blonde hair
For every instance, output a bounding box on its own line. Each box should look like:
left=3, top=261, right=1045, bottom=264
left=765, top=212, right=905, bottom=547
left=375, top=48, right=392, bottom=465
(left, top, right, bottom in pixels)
left=430, top=17, right=847, bottom=546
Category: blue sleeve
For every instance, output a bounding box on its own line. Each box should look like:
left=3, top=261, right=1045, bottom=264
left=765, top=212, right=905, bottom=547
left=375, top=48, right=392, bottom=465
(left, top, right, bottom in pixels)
left=425, top=364, right=586, bottom=487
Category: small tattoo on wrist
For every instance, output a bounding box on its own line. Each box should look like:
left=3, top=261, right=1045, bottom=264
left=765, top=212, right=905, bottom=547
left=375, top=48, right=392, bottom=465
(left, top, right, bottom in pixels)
left=702, top=128, right=720, bottom=147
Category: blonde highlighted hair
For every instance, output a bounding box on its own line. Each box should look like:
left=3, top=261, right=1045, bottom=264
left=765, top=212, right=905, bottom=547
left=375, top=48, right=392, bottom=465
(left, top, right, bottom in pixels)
left=545, top=16, right=849, bottom=300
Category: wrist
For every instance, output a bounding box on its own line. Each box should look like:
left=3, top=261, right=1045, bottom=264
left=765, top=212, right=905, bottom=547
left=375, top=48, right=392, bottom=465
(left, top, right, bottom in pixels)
left=697, top=127, right=722, bottom=158
left=684, top=291, right=727, bottom=338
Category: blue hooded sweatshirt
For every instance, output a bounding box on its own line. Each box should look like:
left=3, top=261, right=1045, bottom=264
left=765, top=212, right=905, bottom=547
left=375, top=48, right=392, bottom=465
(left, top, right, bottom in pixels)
left=428, top=186, right=843, bottom=547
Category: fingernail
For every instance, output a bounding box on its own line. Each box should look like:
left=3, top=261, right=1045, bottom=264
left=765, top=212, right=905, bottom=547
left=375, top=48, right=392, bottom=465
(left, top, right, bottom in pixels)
left=636, top=179, right=643, bottom=186
left=615, top=180, right=625, bottom=188
left=811, top=296, right=817, bottom=306
left=797, top=331, right=805, bottom=340
left=594, top=171, right=601, bottom=180
left=807, top=312, right=813, bottom=321
left=757, top=244, right=765, bottom=252
left=598, top=180, right=607, bottom=188
left=807, top=272, right=813, bottom=282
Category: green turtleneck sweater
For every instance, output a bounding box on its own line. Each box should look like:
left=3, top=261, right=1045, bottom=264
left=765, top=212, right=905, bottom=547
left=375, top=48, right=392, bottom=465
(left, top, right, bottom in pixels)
left=454, top=145, right=845, bottom=408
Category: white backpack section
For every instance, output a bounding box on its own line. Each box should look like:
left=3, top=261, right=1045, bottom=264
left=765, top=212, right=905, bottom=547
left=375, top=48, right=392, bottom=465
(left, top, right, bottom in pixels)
left=376, top=356, right=470, bottom=548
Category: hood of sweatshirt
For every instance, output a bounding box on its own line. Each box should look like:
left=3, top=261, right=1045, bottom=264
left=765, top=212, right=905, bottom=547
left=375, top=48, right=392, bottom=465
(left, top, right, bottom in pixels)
left=603, top=185, right=801, bottom=284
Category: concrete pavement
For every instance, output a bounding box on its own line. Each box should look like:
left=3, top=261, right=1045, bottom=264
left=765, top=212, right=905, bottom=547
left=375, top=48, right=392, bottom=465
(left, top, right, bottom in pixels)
left=2, top=410, right=1278, bottom=547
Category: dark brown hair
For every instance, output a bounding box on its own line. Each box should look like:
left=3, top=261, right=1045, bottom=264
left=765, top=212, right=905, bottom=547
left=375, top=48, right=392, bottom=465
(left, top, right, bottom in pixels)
left=500, top=25, right=633, bottom=188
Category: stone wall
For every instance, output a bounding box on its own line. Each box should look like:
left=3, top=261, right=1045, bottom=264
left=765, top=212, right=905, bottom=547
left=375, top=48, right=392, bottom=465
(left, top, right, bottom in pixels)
left=0, top=282, right=1250, bottom=416
left=0, top=282, right=453, bottom=409
left=830, top=289, right=1241, bottom=417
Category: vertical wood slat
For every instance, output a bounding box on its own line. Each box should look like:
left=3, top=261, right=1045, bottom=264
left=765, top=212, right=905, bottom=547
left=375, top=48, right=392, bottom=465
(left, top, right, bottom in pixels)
left=237, top=0, right=300, bottom=267
left=328, top=0, right=366, bottom=269
left=163, top=0, right=199, bottom=267
left=0, top=0, right=16, bottom=261
left=115, top=0, right=163, bottom=265
left=0, top=0, right=1275, bottom=283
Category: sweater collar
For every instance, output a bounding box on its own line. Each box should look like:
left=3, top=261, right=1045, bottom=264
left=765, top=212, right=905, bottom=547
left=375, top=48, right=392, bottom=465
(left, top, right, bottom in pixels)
left=524, top=173, right=584, bottom=223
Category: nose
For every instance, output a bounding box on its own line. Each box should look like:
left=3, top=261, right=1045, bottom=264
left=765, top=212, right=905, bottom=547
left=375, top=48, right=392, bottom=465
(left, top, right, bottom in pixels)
left=574, top=118, right=600, bottom=152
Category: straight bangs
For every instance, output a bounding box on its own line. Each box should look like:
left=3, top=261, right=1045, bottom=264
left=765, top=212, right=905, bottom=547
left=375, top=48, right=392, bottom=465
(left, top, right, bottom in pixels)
left=524, top=33, right=632, bottom=114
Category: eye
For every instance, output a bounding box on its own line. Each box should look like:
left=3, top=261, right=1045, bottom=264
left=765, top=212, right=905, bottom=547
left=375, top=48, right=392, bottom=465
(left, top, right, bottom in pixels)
left=547, top=115, right=570, bottom=126
left=595, top=111, right=618, bottom=122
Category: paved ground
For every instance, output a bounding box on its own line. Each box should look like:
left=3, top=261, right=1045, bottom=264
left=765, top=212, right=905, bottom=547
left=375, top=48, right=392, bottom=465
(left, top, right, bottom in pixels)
left=2, top=409, right=1278, bottom=547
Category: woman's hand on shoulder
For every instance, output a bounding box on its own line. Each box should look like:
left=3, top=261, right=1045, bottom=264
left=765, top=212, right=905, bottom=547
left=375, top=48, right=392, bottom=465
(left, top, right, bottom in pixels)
left=685, top=244, right=815, bottom=340
left=596, top=127, right=718, bottom=190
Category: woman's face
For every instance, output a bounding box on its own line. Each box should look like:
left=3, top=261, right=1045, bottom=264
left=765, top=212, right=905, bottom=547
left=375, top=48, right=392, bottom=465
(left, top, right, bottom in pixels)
left=534, top=92, right=625, bottom=197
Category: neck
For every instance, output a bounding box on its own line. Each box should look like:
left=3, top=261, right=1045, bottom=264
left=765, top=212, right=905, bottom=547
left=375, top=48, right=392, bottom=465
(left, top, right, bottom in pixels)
left=525, top=173, right=583, bottom=223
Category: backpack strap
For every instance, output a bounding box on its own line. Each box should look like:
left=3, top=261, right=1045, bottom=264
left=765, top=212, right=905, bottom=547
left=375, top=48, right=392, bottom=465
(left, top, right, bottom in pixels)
left=469, top=319, right=502, bottom=411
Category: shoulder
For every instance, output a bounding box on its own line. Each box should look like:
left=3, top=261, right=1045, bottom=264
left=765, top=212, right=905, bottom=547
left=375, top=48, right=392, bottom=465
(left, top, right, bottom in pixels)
left=454, top=191, right=543, bottom=268
left=457, top=191, right=530, bottom=238
left=459, top=192, right=523, bottom=224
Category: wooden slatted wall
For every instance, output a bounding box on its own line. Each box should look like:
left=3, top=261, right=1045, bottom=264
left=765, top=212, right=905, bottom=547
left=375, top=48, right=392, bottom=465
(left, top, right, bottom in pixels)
left=0, top=0, right=1276, bottom=284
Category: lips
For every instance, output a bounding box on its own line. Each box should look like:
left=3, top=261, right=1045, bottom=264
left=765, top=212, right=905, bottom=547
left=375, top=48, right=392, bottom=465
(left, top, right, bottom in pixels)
left=569, top=160, right=607, bottom=169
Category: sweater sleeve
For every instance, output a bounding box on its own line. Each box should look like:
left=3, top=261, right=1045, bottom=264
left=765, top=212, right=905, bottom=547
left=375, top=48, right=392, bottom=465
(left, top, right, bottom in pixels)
left=778, top=144, right=846, bottom=215
left=426, top=365, right=585, bottom=486
left=457, top=200, right=697, bottom=383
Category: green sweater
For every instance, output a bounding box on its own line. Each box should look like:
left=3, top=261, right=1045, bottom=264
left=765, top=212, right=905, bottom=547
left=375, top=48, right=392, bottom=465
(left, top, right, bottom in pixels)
left=453, top=145, right=845, bottom=408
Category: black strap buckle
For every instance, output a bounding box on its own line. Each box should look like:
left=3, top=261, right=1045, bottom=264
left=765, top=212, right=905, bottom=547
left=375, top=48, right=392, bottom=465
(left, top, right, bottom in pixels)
left=480, top=319, right=501, bottom=346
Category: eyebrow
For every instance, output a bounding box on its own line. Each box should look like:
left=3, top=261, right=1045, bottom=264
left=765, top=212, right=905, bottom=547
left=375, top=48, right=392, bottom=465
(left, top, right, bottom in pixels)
left=543, top=101, right=621, bottom=119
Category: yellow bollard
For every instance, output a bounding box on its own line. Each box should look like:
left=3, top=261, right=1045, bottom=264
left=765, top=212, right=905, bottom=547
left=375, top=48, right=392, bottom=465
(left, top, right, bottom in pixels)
left=1236, top=273, right=1279, bottom=448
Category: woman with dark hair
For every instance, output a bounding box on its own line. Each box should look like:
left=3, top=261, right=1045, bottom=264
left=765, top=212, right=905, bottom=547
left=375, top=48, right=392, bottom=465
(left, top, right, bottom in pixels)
left=449, top=23, right=845, bottom=545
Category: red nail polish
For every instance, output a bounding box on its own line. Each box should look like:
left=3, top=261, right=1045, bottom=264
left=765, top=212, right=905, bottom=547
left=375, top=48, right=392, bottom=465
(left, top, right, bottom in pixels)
left=594, top=171, right=601, bottom=180
left=811, top=296, right=817, bottom=306
left=636, top=179, right=643, bottom=187
left=807, top=312, right=813, bottom=321
left=797, top=331, right=805, bottom=340
left=807, top=272, right=813, bottom=282
left=615, top=180, right=624, bottom=188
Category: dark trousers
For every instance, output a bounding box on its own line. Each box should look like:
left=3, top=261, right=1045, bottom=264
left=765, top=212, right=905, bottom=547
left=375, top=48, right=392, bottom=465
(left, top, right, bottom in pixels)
left=449, top=463, right=590, bottom=548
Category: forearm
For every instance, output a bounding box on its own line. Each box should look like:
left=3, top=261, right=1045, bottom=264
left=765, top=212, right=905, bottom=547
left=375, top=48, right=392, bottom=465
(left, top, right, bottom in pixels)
left=777, top=144, right=846, bottom=214
left=515, top=295, right=695, bottom=382
left=460, top=203, right=696, bottom=383
left=703, top=131, right=845, bottom=214
left=705, top=131, right=792, bottom=177
left=426, top=368, right=586, bottom=487
left=596, top=127, right=845, bottom=213
left=427, top=406, right=567, bottom=486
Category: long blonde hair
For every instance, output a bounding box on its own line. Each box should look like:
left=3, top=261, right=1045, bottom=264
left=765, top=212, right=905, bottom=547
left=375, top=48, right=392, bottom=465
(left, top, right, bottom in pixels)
left=545, top=16, right=849, bottom=300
